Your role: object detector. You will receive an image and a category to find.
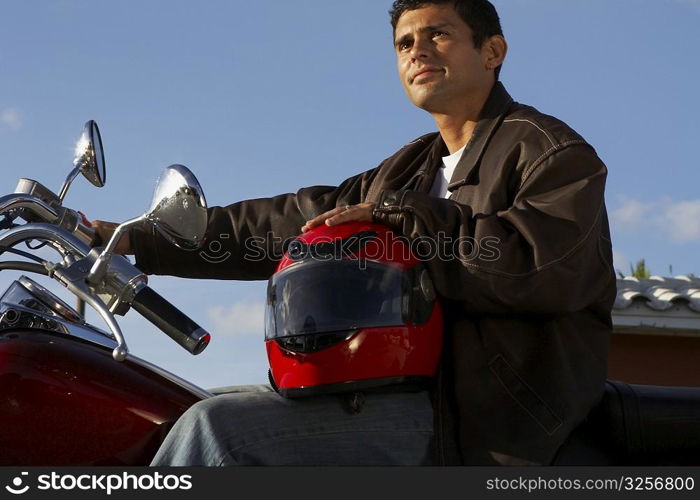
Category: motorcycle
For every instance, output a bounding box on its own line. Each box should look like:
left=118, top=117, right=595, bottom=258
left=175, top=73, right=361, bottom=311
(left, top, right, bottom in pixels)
left=0, top=121, right=698, bottom=466
left=0, top=121, right=212, bottom=465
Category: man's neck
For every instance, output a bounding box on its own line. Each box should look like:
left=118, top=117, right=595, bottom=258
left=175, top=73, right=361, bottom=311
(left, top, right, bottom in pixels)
left=431, top=83, right=494, bottom=154
left=433, top=115, right=478, bottom=154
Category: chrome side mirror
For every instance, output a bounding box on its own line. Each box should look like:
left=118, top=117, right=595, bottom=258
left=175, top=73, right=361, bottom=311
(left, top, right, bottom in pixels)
left=88, top=164, right=207, bottom=285
left=59, top=120, right=107, bottom=201
left=75, top=120, right=106, bottom=188
left=145, top=164, right=208, bottom=250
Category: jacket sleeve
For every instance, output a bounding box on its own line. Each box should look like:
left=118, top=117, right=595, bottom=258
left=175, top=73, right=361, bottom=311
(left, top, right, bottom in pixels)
left=132, top=167, right=380, bottom=280
left=372, top=143, right=614, bottom=315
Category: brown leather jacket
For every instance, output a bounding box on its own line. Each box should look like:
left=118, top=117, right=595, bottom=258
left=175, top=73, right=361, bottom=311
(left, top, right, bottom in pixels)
left=133, top=82, right=616, bottom=465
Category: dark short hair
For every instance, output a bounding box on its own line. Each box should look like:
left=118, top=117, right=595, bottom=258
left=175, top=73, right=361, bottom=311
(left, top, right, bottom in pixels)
left=389, top=0, right=504, bottom=79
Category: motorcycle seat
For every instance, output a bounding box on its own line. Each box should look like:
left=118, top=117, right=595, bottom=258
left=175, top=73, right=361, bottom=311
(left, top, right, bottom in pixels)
left=552, top=380, right=700, bottom=465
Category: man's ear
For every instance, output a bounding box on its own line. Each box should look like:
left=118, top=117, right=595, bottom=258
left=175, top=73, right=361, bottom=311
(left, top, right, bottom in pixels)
left=483, top=35, right=507, bottom=70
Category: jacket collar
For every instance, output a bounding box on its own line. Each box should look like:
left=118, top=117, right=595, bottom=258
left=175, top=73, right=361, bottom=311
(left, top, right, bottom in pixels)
left=447, top=81, right=514, bottom=192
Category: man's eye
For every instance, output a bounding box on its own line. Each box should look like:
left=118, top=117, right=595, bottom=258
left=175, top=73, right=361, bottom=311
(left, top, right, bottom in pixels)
left=432, top=31, right=447, bottom=39
left=397, top=41, right=411, bottom=51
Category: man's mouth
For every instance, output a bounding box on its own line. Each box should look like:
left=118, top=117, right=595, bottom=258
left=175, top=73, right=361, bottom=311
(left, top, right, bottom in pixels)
left=411, top=67, right=442, bottom=83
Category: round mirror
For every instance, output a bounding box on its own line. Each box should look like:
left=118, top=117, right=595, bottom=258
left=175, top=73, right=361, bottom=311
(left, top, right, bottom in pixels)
left=146, top=164, right=208, bottom=250
left=73, top=120, right=106, bottom=187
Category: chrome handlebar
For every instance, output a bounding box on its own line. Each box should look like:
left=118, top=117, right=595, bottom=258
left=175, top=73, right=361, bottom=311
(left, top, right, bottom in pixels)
left=0, top=169, right=210, bottom=360
left=0, top=208, right=147, bottom=361
left=0, top=193, right=60, bottom=224
left=0, top=222, right=90, bottom=259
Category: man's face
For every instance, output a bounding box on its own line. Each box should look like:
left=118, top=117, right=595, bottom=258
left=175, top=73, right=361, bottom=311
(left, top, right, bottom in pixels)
left=394, top=3, right=494, bottom=113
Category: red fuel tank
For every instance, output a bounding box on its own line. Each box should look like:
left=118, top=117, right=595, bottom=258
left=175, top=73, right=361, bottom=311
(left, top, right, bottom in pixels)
left=0, top=329, right=207, bottom=465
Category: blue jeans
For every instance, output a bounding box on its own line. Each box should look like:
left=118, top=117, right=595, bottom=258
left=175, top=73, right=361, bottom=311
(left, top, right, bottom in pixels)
left=150, top=385, right=434, bottom=466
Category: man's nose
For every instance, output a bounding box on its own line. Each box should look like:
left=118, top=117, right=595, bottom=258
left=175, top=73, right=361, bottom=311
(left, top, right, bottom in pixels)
left=409, top=37, right=433, bottom=60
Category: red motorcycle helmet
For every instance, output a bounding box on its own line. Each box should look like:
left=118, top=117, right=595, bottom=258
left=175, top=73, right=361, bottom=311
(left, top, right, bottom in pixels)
left=264, top=221, right=443, bottom=397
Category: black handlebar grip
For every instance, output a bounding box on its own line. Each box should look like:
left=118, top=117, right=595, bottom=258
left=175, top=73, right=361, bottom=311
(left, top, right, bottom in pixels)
left=131, top=286, right=210, bottom=355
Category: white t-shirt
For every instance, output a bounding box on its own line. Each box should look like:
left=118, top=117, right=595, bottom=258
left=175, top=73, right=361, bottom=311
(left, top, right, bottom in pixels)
left=429, top=144, right=467, bottom=199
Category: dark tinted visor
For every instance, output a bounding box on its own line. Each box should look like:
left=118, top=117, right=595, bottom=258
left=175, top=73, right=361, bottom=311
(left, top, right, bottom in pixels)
left=265, top=260, right=406, bottom=340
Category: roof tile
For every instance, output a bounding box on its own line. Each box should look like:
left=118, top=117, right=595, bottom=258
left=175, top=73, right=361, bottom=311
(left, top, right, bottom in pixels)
left=614, top=275, right=700, bottom=314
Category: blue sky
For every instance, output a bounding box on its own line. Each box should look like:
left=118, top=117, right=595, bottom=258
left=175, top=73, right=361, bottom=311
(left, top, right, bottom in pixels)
left=1, top=0, right=699, bottom=389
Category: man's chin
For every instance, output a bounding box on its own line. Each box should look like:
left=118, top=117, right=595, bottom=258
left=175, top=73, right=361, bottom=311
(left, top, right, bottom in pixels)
left=407, top=91, right=447, bottom=113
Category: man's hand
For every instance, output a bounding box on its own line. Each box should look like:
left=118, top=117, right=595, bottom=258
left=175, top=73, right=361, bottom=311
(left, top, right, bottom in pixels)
left=301, top=202, right=375, bottom=233
left=91, top=220, right=133, bottom=255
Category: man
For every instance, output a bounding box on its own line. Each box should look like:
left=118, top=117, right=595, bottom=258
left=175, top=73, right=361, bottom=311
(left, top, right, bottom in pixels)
left=95, top=0, right=615, bottom=465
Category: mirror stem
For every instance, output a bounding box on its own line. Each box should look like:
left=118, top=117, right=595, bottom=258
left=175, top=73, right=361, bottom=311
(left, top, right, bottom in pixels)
left=58, top=165, right=82, bottom=201
left=87, top=215, right=145, bottom=285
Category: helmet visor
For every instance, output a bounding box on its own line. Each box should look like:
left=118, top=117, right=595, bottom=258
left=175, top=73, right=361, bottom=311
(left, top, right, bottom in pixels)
left=265, top=259, right=405, bottom=340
